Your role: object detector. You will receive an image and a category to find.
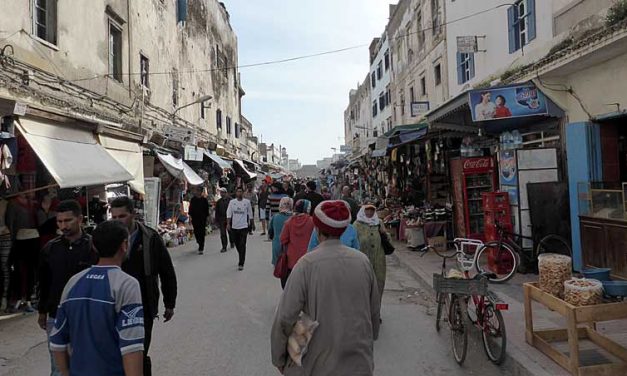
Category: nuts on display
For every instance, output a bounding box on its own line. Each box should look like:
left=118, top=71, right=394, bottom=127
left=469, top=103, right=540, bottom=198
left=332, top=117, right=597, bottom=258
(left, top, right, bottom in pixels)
left=564, top=278, right=603, bottom=306
left=538, top=253, right=572, bottom=299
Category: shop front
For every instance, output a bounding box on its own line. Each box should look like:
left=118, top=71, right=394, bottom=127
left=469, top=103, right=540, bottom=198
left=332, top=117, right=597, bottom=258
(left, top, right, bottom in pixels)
left=571, top=111, right=627, bottom=279
left=427, top=82, right=567, bottom=246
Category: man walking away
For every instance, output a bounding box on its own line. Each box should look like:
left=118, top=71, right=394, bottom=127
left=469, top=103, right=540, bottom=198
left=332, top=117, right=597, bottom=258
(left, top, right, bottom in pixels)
left=243, top=184, right=258, bottom=235
left=110, top=196, right=177, bottom=376
left=188, top=187, right=209, bottom=255
left=304, top=181, right=324, bottom=215
left=38, top=200, right=98, bottom=376
left=226, top=187, right=253, bottom=271
left=215, top=188, right=233, bottom=252
left=342, top=185, right=360, bottom=223
left=271, top=200, right=380, bottom=375
left=50, top=220, right=144, bottom=376
left=258, top=183, right=269, bottom=236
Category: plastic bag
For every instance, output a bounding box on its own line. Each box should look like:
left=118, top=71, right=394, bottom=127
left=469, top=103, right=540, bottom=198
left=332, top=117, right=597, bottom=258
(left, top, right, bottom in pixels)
left=538, top=253, right=572, bottom=298
left=564, top=278, right=603, bottom=306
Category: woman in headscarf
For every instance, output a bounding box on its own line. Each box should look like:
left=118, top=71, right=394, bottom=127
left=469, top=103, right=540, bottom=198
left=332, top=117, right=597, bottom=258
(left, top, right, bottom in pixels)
left=353, top=202, right=387, bottom=305
left=269, top=197, right=293, bottom=267
left=279, top=199, right=314, bottom=288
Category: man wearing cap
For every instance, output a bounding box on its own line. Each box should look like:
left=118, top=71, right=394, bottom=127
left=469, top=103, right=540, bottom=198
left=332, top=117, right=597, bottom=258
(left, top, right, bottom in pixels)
left=271, top=200, right=381, bottom=376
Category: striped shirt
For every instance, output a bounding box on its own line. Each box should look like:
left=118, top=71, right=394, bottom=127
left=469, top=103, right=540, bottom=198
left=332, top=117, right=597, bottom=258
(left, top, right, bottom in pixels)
left=50, top=266, right=144, bottom=376
left=268, top=193, right=288, bottom=219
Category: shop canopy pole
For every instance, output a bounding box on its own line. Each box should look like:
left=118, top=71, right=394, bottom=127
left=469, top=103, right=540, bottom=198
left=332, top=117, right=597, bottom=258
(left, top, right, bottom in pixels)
left=1, top=184, right=59, bottom=199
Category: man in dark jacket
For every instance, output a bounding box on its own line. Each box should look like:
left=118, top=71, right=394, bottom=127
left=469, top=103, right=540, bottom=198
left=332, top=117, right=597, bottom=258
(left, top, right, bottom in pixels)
left=341, top=185, right=360, bottom=223
left=110, top=196, right=178, bottom=376
left=215, top=188, right=233, bottom=252
left=38, top=199, right=98, bottom=376
left=188, top=187, right=209, bottom=255
left=304, top=181, right=324, bottom=215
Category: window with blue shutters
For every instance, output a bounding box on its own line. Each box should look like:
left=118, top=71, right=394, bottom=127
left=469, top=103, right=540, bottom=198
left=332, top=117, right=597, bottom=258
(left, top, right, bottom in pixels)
left=177, top=0, right=188, bottom=24
left=508, top=0, right=536, bottom=53
left=457, top=52, right=475, bottom=84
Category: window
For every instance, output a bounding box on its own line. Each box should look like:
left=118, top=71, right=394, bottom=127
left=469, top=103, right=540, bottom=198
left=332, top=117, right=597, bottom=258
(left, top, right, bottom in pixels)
left=235, top=123, right=240, bottom=138
left=108, top=22, right=123, bottom=82
left=431, top=0, right=442, bottom=36
left=140, top=54, right=149, bottom=88
left=33, top=0, right=57, bottom=45
left=200, top=102, right=205, bottom=119
left=371, top=72, right=376, bottom=88
left=434, top=63, right=442, bottom=86
left=420, top=76, right=427, bottom=96
left=379, top=92, right=385, bottom=111
left=377, top=61, right=382, bottom=80
left=384, top=50, right=390, bottom=71
left=400, top=91, right=405, bottom=116
left=373, top=129, right=378, bottom=138
left=226, top=116, right=232, bottom=135
left=216, top=109, right=222, bottom=131
left=386, top=89, right=391, bottom=107
left=416, top=11, right=424, bottom=50
left=372, top=101, right=378, bottom=117
left=508, top=0, right=536, bottom=53
left=457, top=52, right=475, bottom=84
left=409, top=86, right=415, bottom=103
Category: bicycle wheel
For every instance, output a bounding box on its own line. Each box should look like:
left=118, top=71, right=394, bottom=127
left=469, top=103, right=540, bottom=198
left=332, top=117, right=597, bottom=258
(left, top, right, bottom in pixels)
left=536, top=234, right=572, bottom=258
left=481, top=304, right=507, bottom=365
left=475, top=242, right=518, bottom=283
left=449, top=295, right=469, bottom=365
left=435, top=292, right=445, bottom=332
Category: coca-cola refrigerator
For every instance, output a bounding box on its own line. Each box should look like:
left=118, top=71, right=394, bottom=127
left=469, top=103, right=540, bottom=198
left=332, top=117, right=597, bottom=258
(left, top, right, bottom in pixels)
left=450, top=157, right=497, bottom=240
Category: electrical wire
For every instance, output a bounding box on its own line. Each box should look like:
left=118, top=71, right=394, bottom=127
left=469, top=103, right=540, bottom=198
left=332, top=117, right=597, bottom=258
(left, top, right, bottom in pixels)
left=67, top=3, right=513, bottom=83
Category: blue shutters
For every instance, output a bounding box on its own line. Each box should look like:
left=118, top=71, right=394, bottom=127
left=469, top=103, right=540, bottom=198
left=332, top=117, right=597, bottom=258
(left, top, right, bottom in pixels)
left=469, top=53, right=475, bottom=80
left=527, top=0, right=536, bottom=42
left=177, top=0, right=188, bottom=24
left=456, top=52, right=463, bottom=85
left=507, top=6, right=516, bottom=54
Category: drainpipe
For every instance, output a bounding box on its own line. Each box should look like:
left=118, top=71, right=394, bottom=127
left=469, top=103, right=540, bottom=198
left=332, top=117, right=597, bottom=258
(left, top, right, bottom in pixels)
left=127, top=0, right=133, bottom=98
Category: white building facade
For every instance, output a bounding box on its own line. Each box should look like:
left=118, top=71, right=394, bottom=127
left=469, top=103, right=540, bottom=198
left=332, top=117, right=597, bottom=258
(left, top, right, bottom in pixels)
left=369, top=35, right=393, bottom=136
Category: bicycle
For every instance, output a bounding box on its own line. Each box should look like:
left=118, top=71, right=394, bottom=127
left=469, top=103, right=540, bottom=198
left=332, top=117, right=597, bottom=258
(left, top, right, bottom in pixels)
left=418, top=237, right=519, bottom=283
left=428, top=243, right=508, bottom=365
left=478, top=221, right=572, bottom=274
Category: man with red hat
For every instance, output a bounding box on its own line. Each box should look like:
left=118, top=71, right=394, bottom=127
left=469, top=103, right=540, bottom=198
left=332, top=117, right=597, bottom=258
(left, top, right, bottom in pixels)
left=271, top=200, right=381, bottom=376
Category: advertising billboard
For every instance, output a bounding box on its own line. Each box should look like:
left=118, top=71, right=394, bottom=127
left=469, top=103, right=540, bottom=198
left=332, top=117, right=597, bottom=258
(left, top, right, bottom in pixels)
left=469, top=84, right=548, bottom=122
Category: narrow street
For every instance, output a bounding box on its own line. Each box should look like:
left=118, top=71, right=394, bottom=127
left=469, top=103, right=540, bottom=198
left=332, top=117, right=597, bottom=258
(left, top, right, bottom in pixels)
left=1, top=232, right=507, bottom=376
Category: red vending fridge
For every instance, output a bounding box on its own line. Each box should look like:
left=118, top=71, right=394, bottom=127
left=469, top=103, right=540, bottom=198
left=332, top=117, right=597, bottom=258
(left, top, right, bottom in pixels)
left=450, top=157, right=497, bottom=240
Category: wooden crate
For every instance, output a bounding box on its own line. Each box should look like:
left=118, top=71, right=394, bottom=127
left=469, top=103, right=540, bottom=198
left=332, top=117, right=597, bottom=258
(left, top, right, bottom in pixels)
left=524, top=282, right=627, bottom=376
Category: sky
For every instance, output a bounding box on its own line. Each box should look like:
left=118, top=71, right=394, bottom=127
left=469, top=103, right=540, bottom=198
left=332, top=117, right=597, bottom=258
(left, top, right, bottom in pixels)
left=226, top=0, right=392, bottom=165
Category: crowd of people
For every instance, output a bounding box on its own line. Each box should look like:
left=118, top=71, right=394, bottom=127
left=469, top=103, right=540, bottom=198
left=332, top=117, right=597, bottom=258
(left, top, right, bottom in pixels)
left=1, top=175, right=391, bottom=375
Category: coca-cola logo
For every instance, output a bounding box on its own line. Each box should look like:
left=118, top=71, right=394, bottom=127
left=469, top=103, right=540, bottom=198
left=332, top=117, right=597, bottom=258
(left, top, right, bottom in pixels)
left=463, top=158, right=490, bottom=170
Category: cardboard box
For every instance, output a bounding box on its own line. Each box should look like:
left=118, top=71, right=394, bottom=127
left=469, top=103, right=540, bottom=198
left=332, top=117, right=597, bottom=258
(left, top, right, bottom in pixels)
left=427, top=236, right=446, bottom=253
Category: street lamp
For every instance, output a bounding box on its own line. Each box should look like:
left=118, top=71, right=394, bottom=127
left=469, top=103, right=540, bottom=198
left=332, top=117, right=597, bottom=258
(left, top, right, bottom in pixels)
left=172, top=94, right=213, bottom=124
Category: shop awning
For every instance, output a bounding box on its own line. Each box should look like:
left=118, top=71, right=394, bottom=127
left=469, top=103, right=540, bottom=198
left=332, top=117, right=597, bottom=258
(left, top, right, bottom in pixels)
left=156, top=152, right=204, bottom=186
left=387, top=127, right=429, bottom=149
left=98, top=135, right=145, bottom=194
left=204, top=151, right=232, bottom=170
left=384, top=123, right=428, bottom=137
left=371, top=149, right=387, bottom=158
left=16, top=118, right=132, bottom=188
left=232, top=159, right=257, bottom=180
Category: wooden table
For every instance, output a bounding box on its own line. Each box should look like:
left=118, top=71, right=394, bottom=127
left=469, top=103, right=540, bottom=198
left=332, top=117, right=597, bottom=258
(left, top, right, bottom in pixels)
left=524, top=282, right=627, bottom=376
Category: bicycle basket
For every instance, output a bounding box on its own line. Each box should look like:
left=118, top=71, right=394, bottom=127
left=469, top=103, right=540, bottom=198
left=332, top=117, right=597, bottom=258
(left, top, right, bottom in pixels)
left=433, top=274, right=488, bottom=296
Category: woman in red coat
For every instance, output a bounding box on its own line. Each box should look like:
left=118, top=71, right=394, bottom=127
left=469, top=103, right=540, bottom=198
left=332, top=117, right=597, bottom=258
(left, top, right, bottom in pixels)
left=279, top=199, right=314, bottom=288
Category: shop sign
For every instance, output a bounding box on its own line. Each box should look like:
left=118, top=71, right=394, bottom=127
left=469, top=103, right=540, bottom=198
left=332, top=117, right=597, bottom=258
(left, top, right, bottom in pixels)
left=13, top=102, right=27, bottom=116
left=410, top=101, right=430, bottom=117
left=469, top=84, right=548, bottom=122
left=164, top=125, right=196, bottom=144
left=499, top=150, right=518, bottom=186
left=184, top=145, right=205, bottom=161
left=143, top=177, right=161, bottom=230
left=462, top=157, right=493, bottom=173
left=340, top=145, right=351, bottom=153
left=457, top=36, right=478, bottom=54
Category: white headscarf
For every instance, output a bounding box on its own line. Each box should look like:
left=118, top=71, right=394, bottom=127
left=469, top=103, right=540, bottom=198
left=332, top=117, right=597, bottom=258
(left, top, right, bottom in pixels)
left=356, top=207, right=380, bottom=226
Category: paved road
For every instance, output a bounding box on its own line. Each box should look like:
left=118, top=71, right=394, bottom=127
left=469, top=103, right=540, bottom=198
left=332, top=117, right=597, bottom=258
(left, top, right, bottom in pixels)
left=0, top=231, right=508, bottom=375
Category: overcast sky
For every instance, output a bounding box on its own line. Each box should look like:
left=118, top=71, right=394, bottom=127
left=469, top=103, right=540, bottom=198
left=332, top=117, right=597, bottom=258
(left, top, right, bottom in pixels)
left=227, top=0, right=391, bottom=165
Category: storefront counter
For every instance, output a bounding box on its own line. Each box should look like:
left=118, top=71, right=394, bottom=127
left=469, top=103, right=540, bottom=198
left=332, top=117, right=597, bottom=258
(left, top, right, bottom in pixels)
left=580, top=215, right=627, bottom=279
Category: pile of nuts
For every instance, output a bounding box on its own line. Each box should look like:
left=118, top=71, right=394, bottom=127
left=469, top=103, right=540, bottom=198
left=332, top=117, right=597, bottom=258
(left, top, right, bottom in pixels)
left=564, top=278, right=603, bottom=306
left=538, top=253, right=572, bottom=298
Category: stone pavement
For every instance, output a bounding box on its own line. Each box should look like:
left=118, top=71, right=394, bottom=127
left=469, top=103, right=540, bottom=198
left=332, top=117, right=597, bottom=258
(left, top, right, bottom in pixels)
left=391, top=242, right=627, bottom=376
